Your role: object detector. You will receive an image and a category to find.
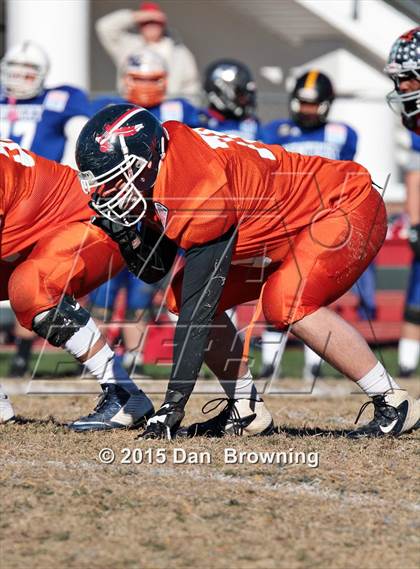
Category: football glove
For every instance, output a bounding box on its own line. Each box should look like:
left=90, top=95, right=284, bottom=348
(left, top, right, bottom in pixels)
left=91, top=211, right=143, bottom=274
left=90, top=203, right=177, bottom=284
left=408, top=223, right=420, bottom=259
left=139, top=390, right=187, bottom=440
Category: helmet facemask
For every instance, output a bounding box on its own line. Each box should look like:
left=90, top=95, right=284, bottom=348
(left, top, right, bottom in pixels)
left=0, top=42, right=49, bottom=100
left=123, top=71, right=168, bottom=108
left=79, top=154, right=149, bottom=226
left=79, top=132, right=167, bottom=227
left=1, top=61, right=45, bottom=99
left=385, top=68, right=420, bottom=119
left=290, top=98, right=331, bottom=129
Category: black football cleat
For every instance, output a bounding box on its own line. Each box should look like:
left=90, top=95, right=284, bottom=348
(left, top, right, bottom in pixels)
left=177, top=397, right=275, bottom=438
left=8, top=355, right=30, bottom=378
left=68, top=383, right=154, bottom=432
left=347, top=390, right=420, bottom=439
left=398, top=366, right=416, bottom=379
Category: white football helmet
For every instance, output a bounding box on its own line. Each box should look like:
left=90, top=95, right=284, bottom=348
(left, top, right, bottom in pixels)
left=119, top=50, right=168, bottom=108
left=0, top=41, right=50, bottom=100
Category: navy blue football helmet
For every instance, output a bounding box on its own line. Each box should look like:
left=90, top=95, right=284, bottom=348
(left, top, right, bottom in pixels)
left=76, top=104, right=168, bottom=226
left=204, top=59, right=256, bottom=119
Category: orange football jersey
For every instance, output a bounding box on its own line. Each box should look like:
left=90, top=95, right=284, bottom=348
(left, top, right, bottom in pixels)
left=153, top=122, right=374, bottom=264
left=0, top=140, right=92, bottom=260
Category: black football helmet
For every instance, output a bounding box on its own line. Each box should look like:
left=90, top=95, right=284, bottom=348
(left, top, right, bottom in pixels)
left=76, top=104, right=168, bottom=226
left=204, top=59, right=256, bottom=119
left=384, top=27, right=420, bottom=133
left=289, top=70, right=335, bottom=129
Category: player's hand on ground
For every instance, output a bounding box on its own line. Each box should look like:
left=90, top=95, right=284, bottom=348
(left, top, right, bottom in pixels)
left=140, top=391, right=187, bottom=440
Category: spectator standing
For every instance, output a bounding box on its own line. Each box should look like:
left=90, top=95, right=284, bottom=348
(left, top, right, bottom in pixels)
left=95, top=2, right=200, bottom=103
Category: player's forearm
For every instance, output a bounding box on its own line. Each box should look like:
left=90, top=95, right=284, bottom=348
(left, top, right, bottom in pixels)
left=95, top=9, right=136, bottom=58
left=405, top=170, right=420, bottom=225
left=166, top=228, right=236, bottom=401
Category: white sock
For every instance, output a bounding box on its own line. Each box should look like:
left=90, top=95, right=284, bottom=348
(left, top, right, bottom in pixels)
left=123, top=350, right=141, bottom=370
left=64, top=317, right=101, bottom=358
left=303, top=344, right=323, bottom=369
left=398, top=338, right=420, bottom=371
left=220, top=369, right=261, bottom=400
left=356, top=361, right=401, bottom=397
left=261, top=330, right=286, bottom=368
left=84, top=344, right=139, bottom=395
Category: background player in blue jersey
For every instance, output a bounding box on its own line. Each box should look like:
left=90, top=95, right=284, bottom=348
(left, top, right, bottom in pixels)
left=89, top=49, right=203, bottom=373
left=0, top=41, right=90, bottom=378
left=262, top=70, right=357, bottom=160
left=260, top=70, right=375, bottom=381
left=0, top=42, right=89, bottom=166
left=385, top=28, right=420, bottom=377
left=203, top=59, right=260, bottom=140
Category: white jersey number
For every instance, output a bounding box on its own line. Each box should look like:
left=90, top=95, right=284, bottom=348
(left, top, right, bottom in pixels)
left=0, top=139, right=35, bottom=167
left=0, top=120, right=37, bottom=152
left=195, top=128, right=276, bottom=161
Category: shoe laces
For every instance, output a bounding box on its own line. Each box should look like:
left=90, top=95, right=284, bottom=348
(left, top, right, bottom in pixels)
left=354, top=391, right=397, bottom=425
left=201, top=397, right=259, bottom=436
left=84, top=387, right=111, bottom=417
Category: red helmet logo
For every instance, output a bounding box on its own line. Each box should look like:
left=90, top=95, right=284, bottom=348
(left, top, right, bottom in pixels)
left=95, top=109, right=144, bottom=152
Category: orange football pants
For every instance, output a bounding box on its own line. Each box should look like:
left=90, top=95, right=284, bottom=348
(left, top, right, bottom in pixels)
left=167, top=187, right=387, bottom=329
left=1, top=222, right=124, bottom=330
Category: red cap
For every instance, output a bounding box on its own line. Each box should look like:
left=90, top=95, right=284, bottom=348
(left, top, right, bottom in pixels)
left=138, top=2, right=167, bottom=25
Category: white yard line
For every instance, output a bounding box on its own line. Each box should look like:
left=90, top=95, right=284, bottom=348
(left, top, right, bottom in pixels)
left=2, top=378, right=354, bottom=398
left=2, top=456, right=419, bottom=513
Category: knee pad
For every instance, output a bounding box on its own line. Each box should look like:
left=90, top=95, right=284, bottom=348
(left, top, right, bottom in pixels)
left=32, top=295, right=90, bottom=347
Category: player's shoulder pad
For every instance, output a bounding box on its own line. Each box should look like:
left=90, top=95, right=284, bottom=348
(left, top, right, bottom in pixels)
left=324, top=121, right=357, bottom=144
left=260, top=118, right=292, bottom=141
left=43, top=85, right=88, bottom=113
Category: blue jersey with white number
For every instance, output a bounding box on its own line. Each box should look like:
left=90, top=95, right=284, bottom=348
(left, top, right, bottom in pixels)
left=261, top=119, right=358, bottom=160
left=0, top=86, right=90, bottom=162
left=204, top=110, right=261, bottom=140
left=91, top=96, right=205, bottom=127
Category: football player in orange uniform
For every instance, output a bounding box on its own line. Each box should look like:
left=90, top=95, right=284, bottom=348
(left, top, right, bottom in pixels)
left=76, top=104, right=420, bottom=439
left=0, top=139, right=154, bottom=429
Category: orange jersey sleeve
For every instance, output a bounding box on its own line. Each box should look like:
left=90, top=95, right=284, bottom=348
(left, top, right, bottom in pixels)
left=0, top=140, right=93, bottom=260
left=153, top=123, right=237, bottom=250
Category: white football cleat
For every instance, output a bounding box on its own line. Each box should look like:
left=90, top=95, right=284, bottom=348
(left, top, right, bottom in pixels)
left=348, top=390, right=420, bottom=438
left=0, top=389, right=15, bottom=424
left=177, top=397, right=275, bottom=437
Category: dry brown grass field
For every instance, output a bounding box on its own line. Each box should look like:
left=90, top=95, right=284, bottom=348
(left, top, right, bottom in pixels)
left=1, top=378, right=419, bottom=569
